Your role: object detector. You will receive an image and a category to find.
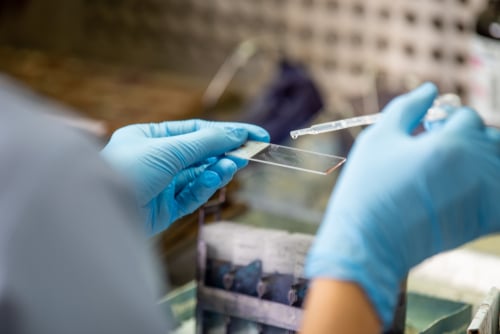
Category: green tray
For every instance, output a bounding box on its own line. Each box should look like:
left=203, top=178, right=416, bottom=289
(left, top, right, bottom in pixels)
left=406, top=292, right=472, bottom=334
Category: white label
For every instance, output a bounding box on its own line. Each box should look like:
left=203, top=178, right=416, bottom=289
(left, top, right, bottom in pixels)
left=262, top=232, right=295, bottom=274
left=291, top=234, right=314, bottom=278
left=232, top=231, right=265, bottom=265
left=201, top=222, right=254, bottom=261
left=469, top=35, right=500, bottom=124
left=226, top=141, right=269, bottom=159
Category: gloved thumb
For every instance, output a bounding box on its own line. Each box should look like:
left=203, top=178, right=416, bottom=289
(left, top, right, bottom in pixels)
left=157, top=127, right=248, bottom=172
left=443, top=107, right=484, bottom=133
left=382, top=82, right=438, bottom=134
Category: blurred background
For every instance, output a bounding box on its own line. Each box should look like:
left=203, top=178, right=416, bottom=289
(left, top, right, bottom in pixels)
left=0, top=0, right=487, bottom=105
left=1, top=1, right=500, bottom=331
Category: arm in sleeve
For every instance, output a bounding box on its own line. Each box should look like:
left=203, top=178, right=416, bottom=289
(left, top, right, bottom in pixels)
left=0, top=118, right=172, bottom=334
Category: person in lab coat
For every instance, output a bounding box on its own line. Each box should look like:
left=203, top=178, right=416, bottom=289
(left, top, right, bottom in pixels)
left=1, top=76, right=499, bottom=334
left=0, top=75, right=269, bottom=334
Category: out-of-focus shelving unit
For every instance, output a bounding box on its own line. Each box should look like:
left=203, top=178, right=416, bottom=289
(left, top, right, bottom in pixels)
left=0, top=0, right=489, bottom=103
left=80, top=0, right=488, bottom=101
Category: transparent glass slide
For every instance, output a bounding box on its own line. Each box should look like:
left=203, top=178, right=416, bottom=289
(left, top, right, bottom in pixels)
left=226, top=141, right=346, bottom=175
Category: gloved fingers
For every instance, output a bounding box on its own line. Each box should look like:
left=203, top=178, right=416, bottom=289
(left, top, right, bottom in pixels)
left=442, top=107, right=484, bottom=133
left=174, top=158, right=239, bottom=193
left=381, top=82, right=438, bottom=135
left=485, top=127, right=500, bottom=143
left=175, top=170, right=223, bottom=217
left=224, top=155, right=249, bottom=169
left=205, top=158, right=239, bottom=187
left=187, top=157, right=218, bottom=169
left=174, top=165, right=207, bottom=194
left=174, top=159, right=239, bottom=217
left=484, top=127, right=500, bottom=156
left=160, top=127, right=248, bottom=171
left=215, top=122, right=270, bottom=142
left=152, top=119, right=270, bottom=142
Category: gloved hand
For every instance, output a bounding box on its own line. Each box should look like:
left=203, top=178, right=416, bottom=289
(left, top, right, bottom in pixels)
left=305, top=83, right=500, bottom=329
left=101, top=119, right=269, bottom=235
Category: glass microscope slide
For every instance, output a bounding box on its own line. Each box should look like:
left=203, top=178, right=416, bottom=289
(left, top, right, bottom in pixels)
left=226, top=141, right=346, bottom=175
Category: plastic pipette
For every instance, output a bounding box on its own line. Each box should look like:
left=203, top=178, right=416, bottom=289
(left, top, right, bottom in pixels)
left=290, top=114, right=381, bottom=139
left=290, top=94, right=462, bottom=139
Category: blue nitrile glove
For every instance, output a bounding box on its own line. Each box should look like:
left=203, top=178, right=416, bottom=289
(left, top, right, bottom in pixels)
left=305, top=83, right=500, bottom=329
left=101, top=119, right=269, bottom=235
